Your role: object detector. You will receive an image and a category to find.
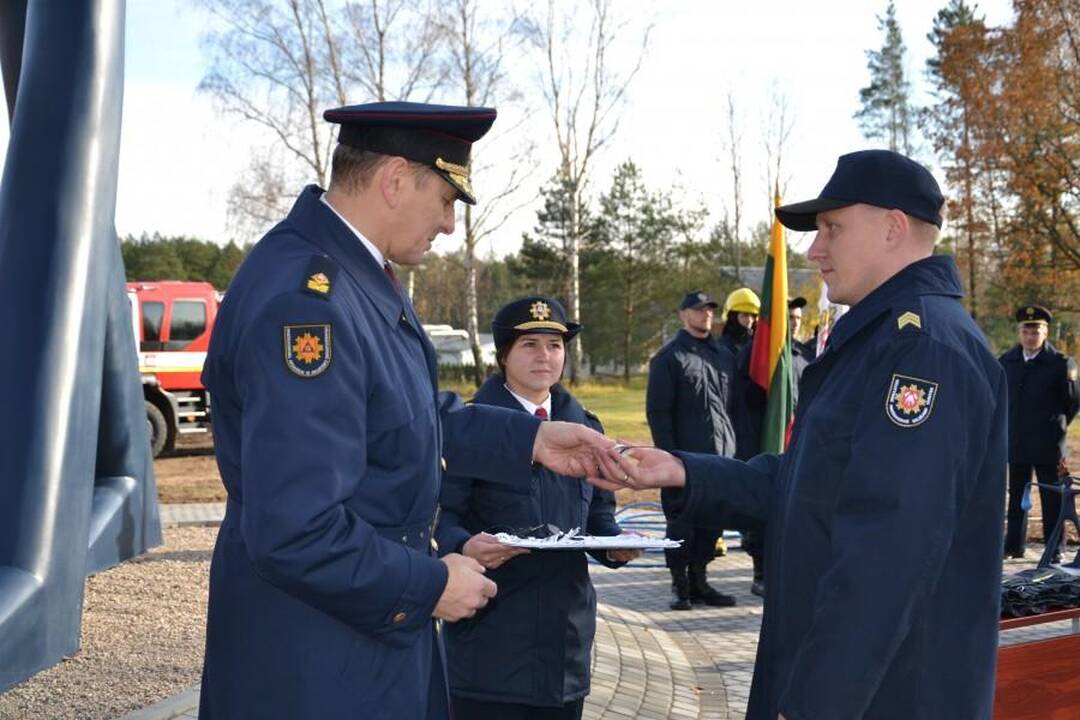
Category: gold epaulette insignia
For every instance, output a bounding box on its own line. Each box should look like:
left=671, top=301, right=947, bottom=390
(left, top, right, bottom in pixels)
left=897, top=311, right=922, bottom=331
left=306, top=272, right=330, bottom=294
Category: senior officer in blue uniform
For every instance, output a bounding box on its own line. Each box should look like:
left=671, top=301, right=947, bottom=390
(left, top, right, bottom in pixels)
left=437, top=296, right=639, bottom=720
left=593, top=150, right=1008, bottom=720
left=1001, top=304, right=1080, bottom=561
left=198, top=102, right=614, bottom=720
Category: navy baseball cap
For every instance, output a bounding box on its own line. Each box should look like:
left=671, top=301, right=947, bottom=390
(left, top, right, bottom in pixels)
left=679, top=291, right=719, bottom=311
left=323, top=101, right=497, bottom=204
left=775, top=150, right=945, bottom=232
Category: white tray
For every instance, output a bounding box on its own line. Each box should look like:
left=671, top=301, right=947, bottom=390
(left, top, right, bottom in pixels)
left=492, top=531, right=681, bottom=550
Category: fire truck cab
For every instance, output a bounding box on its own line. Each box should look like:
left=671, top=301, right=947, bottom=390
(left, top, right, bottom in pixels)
left=127, top=281, right=218, bottom=457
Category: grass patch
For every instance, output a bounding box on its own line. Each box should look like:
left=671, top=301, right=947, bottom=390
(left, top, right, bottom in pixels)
left=443, top=376, right=651, bottom=444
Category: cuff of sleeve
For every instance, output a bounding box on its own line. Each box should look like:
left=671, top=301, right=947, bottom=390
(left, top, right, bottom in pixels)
left=439, top=526, right=472, bottom=556
left=666, top=451, right=706, bottom=520
left=373, top=549, right=448, bottom=639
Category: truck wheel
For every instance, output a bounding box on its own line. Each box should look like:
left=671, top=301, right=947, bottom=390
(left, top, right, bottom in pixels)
left=146, top=401, right=168, bottom=458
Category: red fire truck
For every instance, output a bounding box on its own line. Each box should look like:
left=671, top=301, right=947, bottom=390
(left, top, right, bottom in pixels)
left=127, top=281, right=218, bottom=457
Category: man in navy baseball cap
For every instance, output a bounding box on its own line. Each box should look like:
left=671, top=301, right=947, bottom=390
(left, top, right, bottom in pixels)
left=591, top=148, right=1010, bottom=720
left=775, top=149, right=944, bottom=232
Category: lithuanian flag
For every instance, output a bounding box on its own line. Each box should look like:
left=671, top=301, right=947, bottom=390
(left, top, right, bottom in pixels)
left=748, top=189, right=795, bottom=453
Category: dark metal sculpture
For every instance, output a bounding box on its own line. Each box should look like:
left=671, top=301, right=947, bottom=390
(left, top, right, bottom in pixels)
left=0, top=0, right=161, bottom=693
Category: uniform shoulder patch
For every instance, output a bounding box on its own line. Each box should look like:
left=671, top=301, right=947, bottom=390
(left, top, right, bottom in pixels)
left=283, top=323, right=332, bottom=377
left=897, top=311, right=922, bottom=331
left=301, top=255, right=338, bottom=299
left=885, top=373, right=938, bottom=427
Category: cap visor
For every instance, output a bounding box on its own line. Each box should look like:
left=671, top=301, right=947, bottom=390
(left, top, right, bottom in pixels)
left=775, top=197, right=852, bottom=231
left=434, top=168, right=476, bottom=204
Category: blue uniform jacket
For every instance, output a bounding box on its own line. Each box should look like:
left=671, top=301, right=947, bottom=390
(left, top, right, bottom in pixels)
left=999, top=342, right=1080, bottom=464
left=198, top=186, right=541, bottom=719
left=671, top=256, right=1007, bottom=719
left=436, top=377, right=623, bottom=707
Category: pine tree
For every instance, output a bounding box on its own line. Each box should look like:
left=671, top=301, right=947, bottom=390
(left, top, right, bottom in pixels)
left=855, top=0, right=915, bottom=154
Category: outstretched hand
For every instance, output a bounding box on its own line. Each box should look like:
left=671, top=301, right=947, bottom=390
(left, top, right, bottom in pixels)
left=587, top=444, right=688, bottom=492
left=533, top=421, right=616, bottom=477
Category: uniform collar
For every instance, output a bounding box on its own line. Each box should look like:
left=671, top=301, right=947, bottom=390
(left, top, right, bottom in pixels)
left=676, top=328, right=717, bottom=349
left=319, top=193, right=386, bottom=267
left=503, top=383, right=551, bottom=417
left=287, top=185, right=404, bottom=328
left=477, top=376, right=580, bottom=422
left=825, top=255, right=963, bottom=353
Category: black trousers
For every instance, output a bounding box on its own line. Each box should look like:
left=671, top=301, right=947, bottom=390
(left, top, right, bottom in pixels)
left=1005, top=463, right=1061, bottom=556
left=663, top=519, right=722, bottom=572
left=450, top=695, right=584, bottom=720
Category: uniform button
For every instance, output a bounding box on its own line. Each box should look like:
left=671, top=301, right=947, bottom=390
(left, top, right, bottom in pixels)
left=392, top=611, right=407, bottom=624
left=441, top=457, right=448, bottom=472
left=401, top=535, right=408, bottom=543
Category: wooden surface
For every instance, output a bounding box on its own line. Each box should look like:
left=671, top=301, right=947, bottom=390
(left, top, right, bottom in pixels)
left=996, top=612, right=1080, bottom=719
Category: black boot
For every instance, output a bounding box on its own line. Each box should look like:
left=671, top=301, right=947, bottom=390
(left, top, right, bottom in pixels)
left=689, top=568, right=736, bottom=607
left=669, top=569, right=692, bottom=611
left=750, top=556, right=765, bottom=597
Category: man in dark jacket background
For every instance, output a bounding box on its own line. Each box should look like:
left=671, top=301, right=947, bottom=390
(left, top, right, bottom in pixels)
left=646, top=291, right=738, bottom=610
left=1000, top=304, right=1080, bottom=561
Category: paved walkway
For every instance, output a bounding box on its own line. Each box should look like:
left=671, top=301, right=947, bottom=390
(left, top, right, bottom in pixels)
left=130, top=503, right=763, bottom=719
left=128, top=505, right=1074, bottom=719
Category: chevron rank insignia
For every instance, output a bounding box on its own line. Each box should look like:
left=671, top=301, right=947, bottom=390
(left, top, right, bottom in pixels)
left=897, top=311, right=921, bottom=331
left=283, top=324, right=332, bottom=378
left=885, top=374, right=938, bottom=428
left=301, top=255, right=338, bottom=299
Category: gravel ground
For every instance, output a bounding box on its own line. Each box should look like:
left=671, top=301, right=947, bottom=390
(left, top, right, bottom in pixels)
left=0, top=527, right=215, bottom=720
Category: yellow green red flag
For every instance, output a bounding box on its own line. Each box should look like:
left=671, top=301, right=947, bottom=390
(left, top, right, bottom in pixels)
left=747, top=189, right=795, bottom=452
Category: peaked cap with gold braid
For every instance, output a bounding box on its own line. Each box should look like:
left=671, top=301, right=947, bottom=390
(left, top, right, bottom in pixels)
left=323, top=101, right=496, bottom=204
left=491, top=295, right=582, bottom=351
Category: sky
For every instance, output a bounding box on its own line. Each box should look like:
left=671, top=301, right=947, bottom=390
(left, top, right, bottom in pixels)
left=0, top=0, right=1018, bottom=257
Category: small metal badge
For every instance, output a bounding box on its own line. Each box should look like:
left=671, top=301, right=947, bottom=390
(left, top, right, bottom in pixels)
left=283, top=324, right=332, bottom=378
left=885, top=373, right=938, bottom=428
left=529, top=301, right=551, bottom=321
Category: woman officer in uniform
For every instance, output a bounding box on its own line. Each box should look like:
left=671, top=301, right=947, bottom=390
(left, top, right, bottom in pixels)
left=436, top=295, right=640, bottom=720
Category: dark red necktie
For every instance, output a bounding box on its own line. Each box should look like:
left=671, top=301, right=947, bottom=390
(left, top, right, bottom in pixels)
left=535, top=407, right=548, bottom=420
left=383, top=261, right=402, bottom=292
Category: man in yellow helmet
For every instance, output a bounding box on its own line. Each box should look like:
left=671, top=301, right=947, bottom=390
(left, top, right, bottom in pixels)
left=719, top=287, right=761, bottom=356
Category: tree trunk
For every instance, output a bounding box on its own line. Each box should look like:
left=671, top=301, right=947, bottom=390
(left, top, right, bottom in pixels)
left=464, top=205, right=484, bottom=387
left=623, top=260, right=633, bottom=383
left=963, top=114, right=977, bottom=320
left=567, top=189, right=583, bottom=385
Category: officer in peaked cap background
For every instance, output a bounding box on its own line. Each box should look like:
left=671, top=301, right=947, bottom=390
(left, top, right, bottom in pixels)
left=1000, top=304, right=1080, bottom=561
left=198, top=102, right=614, bottom=720
left=437, top=295, right=639, bottom=720
left=647, top=291, right=739, bottom=610
left=594, top=149, right=1008, bottom=720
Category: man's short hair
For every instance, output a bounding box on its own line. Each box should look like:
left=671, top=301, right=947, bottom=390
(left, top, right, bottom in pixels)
left=329, top=139, right=432, bottom=194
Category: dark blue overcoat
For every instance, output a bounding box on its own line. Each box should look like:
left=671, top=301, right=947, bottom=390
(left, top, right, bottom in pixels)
left=436, top=377, right=623, bottom=707
left=672, top=256, right=1007, bottom=719
left=198, top=186, right=540, bottom=719
left=998, top=342, right=1080, bottom=464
